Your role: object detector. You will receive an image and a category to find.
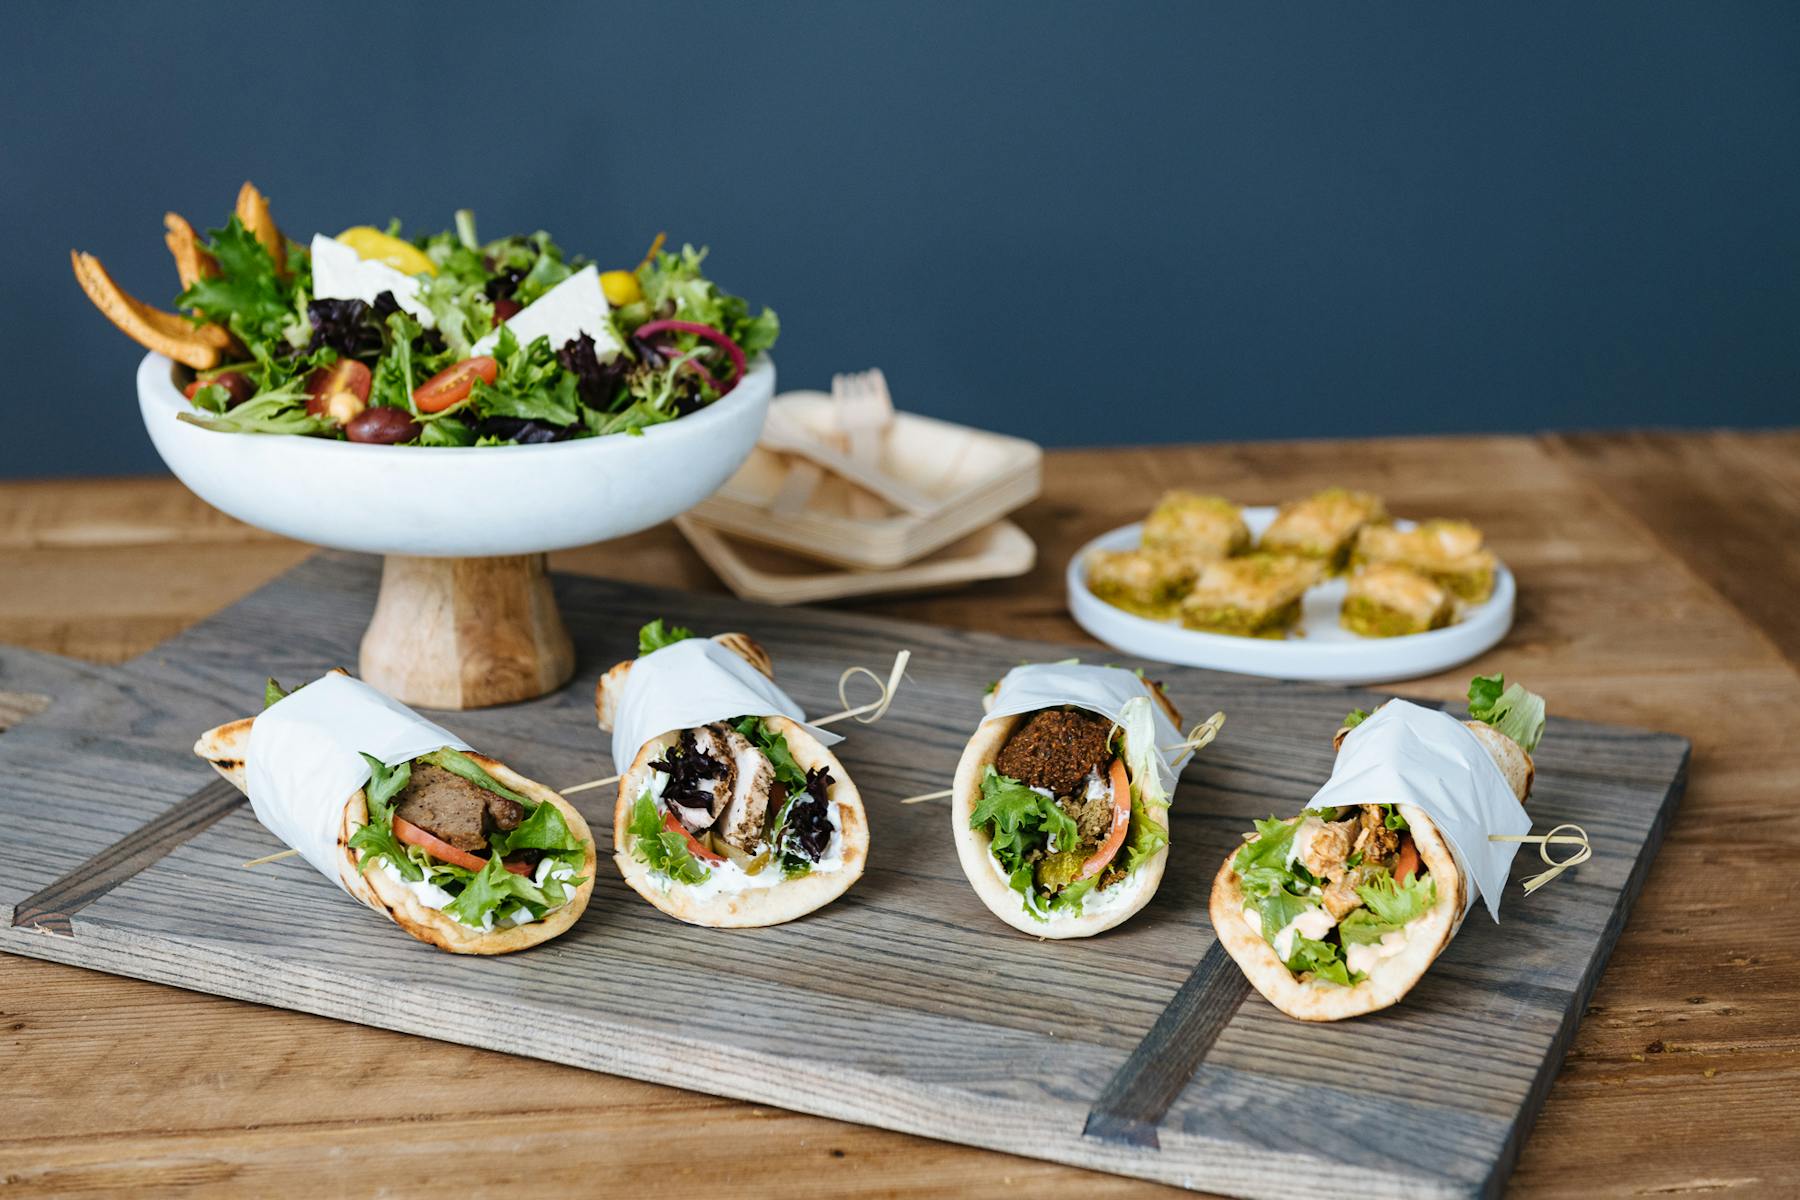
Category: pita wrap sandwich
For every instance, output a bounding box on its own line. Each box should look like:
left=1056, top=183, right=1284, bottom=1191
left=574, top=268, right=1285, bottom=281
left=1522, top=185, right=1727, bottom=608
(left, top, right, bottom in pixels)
left=195, top=671, right=595, bottom=955
left=597, top=620, right=868, bottom=928
left=952, top=663, right=1220, bottom=939
left=1211, top=673, right=1544, bottom=1020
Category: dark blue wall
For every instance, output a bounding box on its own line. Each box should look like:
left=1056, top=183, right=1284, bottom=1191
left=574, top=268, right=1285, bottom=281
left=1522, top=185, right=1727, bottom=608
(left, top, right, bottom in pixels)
left=8, top=2, right=1797, bottom=479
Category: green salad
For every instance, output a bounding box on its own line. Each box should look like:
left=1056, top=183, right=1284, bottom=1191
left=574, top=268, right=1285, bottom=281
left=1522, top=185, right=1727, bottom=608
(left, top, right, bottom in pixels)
left=149, top=199, right=776, bottom=446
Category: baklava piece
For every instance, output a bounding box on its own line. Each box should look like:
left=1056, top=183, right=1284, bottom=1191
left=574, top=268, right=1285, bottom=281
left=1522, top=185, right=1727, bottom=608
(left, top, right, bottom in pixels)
left=1179, top=555, right=1323, bottom=638
left=1141, top=490, right=1251, bottom=560
left=1086, top=547, right=1199, bottom=619
left=1340, top=564, right=1455, bottom=637
left=1259, top=488, right=1388, bottom=572
left=1352, top=519, right=1497, bottom=603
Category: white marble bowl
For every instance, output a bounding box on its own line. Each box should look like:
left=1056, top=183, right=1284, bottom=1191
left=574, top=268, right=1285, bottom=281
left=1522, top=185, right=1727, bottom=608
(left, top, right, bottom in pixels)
left=137, top=351, right=775, bottom=557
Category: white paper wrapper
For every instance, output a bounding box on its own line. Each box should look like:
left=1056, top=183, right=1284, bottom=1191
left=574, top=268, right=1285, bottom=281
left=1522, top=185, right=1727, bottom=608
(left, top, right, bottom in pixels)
left=983, top=663, right=1188, bottom=790
left=246, top=673, right=472, bottom=889
left=1307, top=699, right=1530, bottom=921
left=611, top=638, right=841, bottom=776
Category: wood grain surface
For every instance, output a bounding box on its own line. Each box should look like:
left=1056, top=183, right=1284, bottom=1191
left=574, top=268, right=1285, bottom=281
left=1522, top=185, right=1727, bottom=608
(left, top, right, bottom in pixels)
left=1, top=432, right=1795, bottom=1198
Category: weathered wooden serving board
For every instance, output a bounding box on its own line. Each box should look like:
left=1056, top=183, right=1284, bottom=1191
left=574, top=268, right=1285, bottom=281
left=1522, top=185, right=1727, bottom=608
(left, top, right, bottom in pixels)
left=0, top=553, right=1687, bottom=1198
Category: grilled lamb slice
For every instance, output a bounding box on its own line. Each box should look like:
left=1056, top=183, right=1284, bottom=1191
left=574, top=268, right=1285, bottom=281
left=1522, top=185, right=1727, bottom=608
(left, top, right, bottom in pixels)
left=393, top=762, right=517, bottom=853
left=709, top=722, right=777, bottom=853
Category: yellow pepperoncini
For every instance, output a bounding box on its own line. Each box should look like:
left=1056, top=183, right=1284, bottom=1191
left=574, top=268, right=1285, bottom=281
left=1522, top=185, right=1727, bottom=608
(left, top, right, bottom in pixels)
left=335, top=226, right=437, bottom=277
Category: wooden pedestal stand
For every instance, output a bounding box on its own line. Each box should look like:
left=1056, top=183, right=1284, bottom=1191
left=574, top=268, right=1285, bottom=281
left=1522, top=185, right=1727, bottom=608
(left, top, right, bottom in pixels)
left=358, top=553, right=574, bottom=710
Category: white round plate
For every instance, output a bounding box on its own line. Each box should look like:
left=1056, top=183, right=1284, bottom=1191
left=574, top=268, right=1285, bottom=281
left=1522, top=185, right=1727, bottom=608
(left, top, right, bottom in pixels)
left=138, top=351, right=774, bottom=557
left=1066, top=508, right=1515, bottom=686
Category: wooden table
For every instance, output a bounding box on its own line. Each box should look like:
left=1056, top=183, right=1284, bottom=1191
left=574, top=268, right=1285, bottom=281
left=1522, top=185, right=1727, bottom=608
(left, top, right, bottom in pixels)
left=2, top=432, right=1795, bottom=1198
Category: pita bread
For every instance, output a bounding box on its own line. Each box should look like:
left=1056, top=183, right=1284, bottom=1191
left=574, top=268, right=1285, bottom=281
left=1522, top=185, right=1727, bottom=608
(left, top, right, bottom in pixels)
left=1211, top=717, right=1534, bottom=1020
left=194, top=717, right=596, bottom=955
left=951, top=711, right=1170, bottom=939
left=611, top=715, right=867, bottom=927
left=70, top=250, right=231, bottom=369
left=234, top=181, right=286, bottom=275
left=164, top=213, right=216, bottom=291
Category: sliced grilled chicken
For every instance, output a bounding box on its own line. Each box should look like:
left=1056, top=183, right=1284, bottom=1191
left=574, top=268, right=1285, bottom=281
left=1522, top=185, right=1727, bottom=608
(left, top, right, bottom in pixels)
left=708, top=722, right=777, bottom=853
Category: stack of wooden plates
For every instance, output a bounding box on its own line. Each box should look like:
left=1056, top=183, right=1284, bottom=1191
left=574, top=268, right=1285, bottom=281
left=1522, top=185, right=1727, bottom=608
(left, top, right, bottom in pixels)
left=677, top=390, right=1042, bottom=603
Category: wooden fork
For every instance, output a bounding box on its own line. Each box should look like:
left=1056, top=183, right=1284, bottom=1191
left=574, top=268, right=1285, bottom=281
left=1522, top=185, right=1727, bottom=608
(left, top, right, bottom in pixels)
left=834, top=369, right=894, bottom=519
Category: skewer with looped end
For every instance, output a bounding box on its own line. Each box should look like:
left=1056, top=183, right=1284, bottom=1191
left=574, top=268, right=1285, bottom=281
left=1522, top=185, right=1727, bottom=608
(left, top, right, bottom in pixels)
left=1489, top=823, right=1592, bottom=894
left=1162, top=711, right=1227, bottom=759
left=559, top=650, right=912, bottom=796
left=900, top=709, right=1226, bottom=805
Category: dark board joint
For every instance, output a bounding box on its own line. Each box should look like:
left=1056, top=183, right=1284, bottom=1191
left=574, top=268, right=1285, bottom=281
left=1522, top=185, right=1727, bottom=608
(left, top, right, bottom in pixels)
left=10, top=777, right=244, bottom=933
left=1082, top=939, right=1251, bottom=1149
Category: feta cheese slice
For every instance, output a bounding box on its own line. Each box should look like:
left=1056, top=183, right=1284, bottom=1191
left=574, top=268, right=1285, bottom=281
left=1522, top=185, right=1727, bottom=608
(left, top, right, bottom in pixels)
left=470, top=264, right=620, bottom=359
left=309, top=234, right=436, bottom=328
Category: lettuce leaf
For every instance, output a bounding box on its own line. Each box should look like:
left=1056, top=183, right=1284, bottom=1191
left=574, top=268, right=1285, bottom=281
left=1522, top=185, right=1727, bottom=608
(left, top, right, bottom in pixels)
left=1343, top=707, right=1370, bottom=730
left=177, top=216, right=301, bottom=345
left=1356, top=868, right=1438, bottom=926
left=470, top=327, right=581, bottom=426
left=1121, top=792, right=1169, bottom=875
left=176, top=378, right=334, bottom=437
left=443, top=848, right=552, bottom=928
left=1467, top=674, right=1546, bottom=754
left=1232, top=815, right=1298, bottom=879
left=638, top=619, right=696, bottom=656
left=490, top=798, right=583, bottom=856
left=628, top=244, right=779, bottom=355
left=1255, top=888, right=1316, bottom=944
left=971, top=767, right=1079, bottom=870
left=732, top=716, right=808, bottom=792
left=1289, top=935, right=1357, bottom=986
left=346, top=753, right=420, bottom=880
left=626, top=791, right=710, bottom=885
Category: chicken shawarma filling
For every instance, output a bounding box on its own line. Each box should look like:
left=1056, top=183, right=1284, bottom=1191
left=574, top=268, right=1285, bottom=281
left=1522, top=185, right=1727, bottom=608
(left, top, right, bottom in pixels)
left=1230, top=801, right=1438, bottom=986
left=628, top=717, right=837, bottom=887
left=971, top=706, right=1169, bottom=920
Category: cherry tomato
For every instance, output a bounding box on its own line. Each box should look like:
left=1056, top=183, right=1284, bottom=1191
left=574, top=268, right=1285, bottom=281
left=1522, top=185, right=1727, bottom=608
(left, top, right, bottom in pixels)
left=345, top=407, right=420, bottom=444
left=183, top=371, right=254, bottom=409
left=305, top=360, right=372, bottom=426
left=414, top=356, right=499, bottom=414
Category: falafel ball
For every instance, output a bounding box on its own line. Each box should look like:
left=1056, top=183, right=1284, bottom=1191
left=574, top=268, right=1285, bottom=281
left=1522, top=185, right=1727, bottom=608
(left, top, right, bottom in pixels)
left=996, top=708, right=1114, bottom=796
